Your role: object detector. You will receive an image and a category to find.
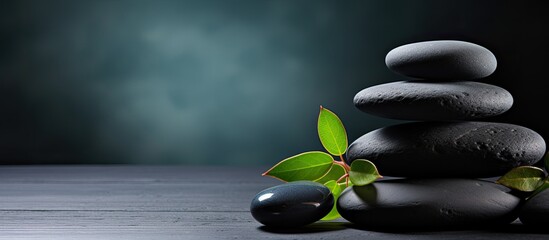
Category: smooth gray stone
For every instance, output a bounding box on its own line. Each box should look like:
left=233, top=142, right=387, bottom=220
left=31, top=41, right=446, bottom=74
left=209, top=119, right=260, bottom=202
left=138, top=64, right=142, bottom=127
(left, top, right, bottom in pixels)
left=250, top=181, right=333, bottom=228
left=337, top=178, right=521, bottom=230
left=353, top=81, right=513, bottom=120
left=519, top=189, right=549, bottom=227
left=346, top=121, right=546, bottom=178
left=386, top=40, right=497, bottom=80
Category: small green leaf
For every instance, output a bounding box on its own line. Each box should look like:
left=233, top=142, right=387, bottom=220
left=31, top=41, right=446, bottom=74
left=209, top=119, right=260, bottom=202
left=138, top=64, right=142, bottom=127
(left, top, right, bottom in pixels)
left=496, top=166, right=546, bottom=192
left=263, top=151, right=334, bottom=182
left=529, top=178, right=549, bottom=199
left=349, top=159, right=382, bottom=186
left=321, top=180, right=343, bottom=221
left=318, top=106, right=348, bottom=156
left=315, top=163, right=346, bottom=184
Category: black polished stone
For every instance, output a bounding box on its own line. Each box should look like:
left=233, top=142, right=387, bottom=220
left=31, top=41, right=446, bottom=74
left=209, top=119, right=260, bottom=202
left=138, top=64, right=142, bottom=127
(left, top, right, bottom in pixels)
left=250, top=181, right=333, bottom=228
left=519, top=189, right=549, bottom=227
left=385, top=40, right=497, bottom=80
left=346, top=121, right=546, bottom=178
left=353, top=81, right=513, bottom=121
left=337, top=178, right=521, bottom=230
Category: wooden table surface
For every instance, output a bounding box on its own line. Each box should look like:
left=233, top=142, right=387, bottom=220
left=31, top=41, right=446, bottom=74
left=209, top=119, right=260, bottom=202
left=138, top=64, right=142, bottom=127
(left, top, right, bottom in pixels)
left=0, top=165, right=547, bottom=240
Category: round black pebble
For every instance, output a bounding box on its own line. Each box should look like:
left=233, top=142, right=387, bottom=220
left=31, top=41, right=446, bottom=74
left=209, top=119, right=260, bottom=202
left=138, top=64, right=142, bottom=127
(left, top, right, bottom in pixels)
left=385, top=40, right=497, bottom=80
left=250, top=181, right=333, bottom=228
left=346, top=121, right=546, bottom=178
left=337, top=178, right=521, bottom=230
left=519, top=189, right=549, bottom=227
left=353, top=81, right=513, bottom=121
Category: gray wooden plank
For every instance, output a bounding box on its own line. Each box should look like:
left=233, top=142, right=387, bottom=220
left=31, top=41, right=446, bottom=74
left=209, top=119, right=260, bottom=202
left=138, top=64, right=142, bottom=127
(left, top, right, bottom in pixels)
left=0, top=211, right=547, bottom=240
left=0, top=166, right=547, bottom=239
left=0, top=181, right=261, bottom=211
left=0, top=165, right=270, bottom=183
left=0, top=166, right=276, bottom=212
left=1, top=210, right=547, bottom=240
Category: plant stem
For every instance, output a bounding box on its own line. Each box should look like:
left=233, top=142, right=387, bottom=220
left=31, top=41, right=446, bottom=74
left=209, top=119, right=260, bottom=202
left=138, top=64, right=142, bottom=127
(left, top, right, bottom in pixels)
left=337, top=173, right=349, bottom=183
left=334, top=155, right=351, bottom=172
left=334, top=161, right=351, bottom=173
left=333, top=155, right=351, bottom=187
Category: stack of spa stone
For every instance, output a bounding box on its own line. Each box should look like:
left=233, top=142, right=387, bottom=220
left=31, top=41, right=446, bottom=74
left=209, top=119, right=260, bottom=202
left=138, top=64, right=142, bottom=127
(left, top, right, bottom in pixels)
left=338, top=40, right=547, bottom=230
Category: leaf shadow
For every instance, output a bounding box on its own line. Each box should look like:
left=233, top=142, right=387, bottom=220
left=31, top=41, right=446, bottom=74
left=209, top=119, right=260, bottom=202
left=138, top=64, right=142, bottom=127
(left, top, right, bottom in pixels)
left=257, top=221, right=350, bottom=234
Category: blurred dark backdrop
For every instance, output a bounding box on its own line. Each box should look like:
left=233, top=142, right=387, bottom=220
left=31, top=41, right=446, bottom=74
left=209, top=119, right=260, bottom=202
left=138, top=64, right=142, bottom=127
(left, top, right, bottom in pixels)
left=1, top=0, right=547, bottom=165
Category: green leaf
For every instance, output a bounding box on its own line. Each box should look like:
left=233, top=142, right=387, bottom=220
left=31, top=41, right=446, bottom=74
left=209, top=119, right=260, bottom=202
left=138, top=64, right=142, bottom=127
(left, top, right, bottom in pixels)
left=321, top=180, right=343, bottom=221
left=496, top=166, right=546, bottom=192
left=263, top=151, right=334, bottom=182
left=529, top=178, right=549, bottom=199
left=318, top=106, right=348, bottom=156
left=349, top=159, right=382, bottom=186
left=315, top=163, right=346, bottom=184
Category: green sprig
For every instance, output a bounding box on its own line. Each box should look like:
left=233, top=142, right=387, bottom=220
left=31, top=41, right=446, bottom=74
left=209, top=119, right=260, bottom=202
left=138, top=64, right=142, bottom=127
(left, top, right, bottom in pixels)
left=262, top=106, right=381, bottom=220
left=496, top=152, right=549, bottom=199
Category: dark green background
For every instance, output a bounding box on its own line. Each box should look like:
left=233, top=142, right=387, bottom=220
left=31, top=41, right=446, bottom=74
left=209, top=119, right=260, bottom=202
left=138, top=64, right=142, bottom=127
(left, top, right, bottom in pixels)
left=1, top=0, right=547, bottom=165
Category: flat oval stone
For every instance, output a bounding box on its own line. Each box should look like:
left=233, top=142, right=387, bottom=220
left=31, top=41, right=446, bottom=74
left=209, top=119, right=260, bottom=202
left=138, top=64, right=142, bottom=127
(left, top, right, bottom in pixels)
left=250, top=181, right=333, bottom=228
left=353, top=81, right=513, bottom=121
left=386, top=40, right=497, bottom=80
left=347, top=121, right=546, bottom=178
left=337, top=178, right=521, bottom=230
left=519, top=189, right=549, bottom=227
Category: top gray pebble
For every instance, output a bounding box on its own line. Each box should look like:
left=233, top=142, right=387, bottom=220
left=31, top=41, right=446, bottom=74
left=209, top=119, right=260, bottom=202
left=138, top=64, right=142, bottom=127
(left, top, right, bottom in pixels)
left=385, top=40, right=497, bottom=80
